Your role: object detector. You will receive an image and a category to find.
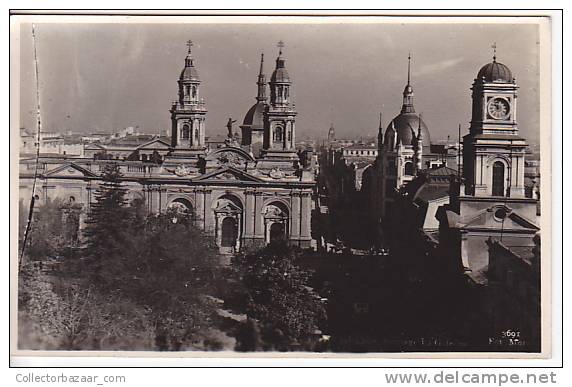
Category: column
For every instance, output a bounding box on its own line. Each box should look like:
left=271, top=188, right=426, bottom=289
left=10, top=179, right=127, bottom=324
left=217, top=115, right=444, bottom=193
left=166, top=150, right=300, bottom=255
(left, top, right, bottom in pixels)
left=215, top=213, right=222, bottom=247
left=268, top=123, right=274, bottom=149
left=244, top=189, right=255, bottom=238
left=300, top=191, right=312, bottom=241
left=204, top=189, right=214, bottom=233
left=290, top=121, right=296, bottom=149
left=285, top=122, right=292, bottom=150
left=195, top=187, right=205, bottom=229
left=290, top=190, right=301, bottom=241
left=236, top=214, right=242, bottom=251
left=254, top=191, right=265, bottom=238
left=152, top=185, right=161, bottom=213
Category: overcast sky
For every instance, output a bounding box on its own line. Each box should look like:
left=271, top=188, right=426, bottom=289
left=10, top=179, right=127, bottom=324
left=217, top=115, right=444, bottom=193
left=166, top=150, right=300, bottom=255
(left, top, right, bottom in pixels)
left=17, top=19, right=541, bottom=143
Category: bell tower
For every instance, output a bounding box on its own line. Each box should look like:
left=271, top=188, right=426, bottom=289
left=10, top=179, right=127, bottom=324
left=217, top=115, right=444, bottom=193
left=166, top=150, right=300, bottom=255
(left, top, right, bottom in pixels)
left=170, top=40, right=207, bottom=150
left=262, top=41, right=297, bottom=156
left=463, top=47, right=527, bottom=198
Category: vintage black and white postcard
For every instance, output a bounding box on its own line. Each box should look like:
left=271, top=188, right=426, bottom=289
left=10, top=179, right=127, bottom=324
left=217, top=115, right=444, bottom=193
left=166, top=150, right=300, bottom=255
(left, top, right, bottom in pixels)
left=10, top=11, right=554, bottom=364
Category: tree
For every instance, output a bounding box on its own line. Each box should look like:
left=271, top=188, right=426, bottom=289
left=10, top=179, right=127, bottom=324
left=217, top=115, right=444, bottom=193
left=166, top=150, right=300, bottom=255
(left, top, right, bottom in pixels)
left=116, top=209, right=223, bottom=350
left=230, top=242, right=326, bottom=351
left=82, top=163, right=131, bottom=282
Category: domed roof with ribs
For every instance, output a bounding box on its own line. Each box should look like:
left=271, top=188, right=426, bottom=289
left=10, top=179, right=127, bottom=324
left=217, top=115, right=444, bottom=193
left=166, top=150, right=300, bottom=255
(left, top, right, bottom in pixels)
left=243, top=101, right=266, bottom=130
left=385, top=113, right=431, bottom=148
left=477, top=60, right=513, bottom=83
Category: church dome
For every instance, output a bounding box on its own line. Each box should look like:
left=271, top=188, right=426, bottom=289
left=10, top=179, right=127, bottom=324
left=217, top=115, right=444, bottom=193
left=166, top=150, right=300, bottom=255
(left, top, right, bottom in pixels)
left=243, top=101, right=266, bottom=130
left=477, top=60, right=513, bottom=83
left=270, top=55, right=290, bottom=83
left=385, top=113, right=431, bottom=147
left=180, top=65, right=199, bottom=81
left=180, top=54, right=200, bottom=81
left=270, top=66, right=290, bottom=83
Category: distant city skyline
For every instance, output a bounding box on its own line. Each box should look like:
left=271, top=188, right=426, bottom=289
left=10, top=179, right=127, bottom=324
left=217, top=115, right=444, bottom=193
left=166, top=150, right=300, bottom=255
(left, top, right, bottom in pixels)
left=18, top=19, right=541, bottom=144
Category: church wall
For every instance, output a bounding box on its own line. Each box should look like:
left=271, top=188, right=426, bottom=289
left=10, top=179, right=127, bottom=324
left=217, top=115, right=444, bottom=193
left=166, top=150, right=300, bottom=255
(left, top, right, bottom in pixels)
left=20, top=173, right=315, bottom=250
left=459, top=197, right=538, bottom=226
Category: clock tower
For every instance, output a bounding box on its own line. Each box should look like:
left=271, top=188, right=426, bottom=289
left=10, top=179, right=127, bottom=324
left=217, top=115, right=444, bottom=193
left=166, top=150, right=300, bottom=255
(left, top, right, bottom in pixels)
left=463, top=50, right=527, bottom=198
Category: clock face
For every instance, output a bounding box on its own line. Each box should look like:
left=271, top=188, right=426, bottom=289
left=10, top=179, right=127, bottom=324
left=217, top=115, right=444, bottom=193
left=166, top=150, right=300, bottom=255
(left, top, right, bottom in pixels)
left=487, top=97, right=510, bottom=120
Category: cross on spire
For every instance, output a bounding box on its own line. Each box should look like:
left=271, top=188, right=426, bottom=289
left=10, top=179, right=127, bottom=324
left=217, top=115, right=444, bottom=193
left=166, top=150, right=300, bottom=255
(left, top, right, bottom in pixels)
left=186, top=39, right=194, bottom=54
left=491, top=42, right=497, bottom=62
left=407, top=52, right=412, bottom=85
left=277, top=40, right=285, bottom=55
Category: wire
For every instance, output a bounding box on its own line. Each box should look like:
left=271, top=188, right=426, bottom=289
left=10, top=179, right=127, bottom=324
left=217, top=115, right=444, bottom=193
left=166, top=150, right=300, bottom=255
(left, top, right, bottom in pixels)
left=19, top=24, right=43, bottom=268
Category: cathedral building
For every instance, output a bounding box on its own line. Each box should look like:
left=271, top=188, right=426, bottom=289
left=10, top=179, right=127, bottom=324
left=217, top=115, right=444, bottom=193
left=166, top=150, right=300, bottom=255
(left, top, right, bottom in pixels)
left=19, top=41, right=316, bottom=253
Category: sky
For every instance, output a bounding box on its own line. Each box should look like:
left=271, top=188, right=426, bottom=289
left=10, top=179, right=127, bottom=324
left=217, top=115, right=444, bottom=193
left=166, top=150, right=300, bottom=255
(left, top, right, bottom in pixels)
left=17, top=18, right=541, bottom=144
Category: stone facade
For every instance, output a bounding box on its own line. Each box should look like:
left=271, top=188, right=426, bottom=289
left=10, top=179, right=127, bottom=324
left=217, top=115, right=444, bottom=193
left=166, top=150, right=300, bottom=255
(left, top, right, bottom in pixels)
left=19, top=42, right=317, bottom=253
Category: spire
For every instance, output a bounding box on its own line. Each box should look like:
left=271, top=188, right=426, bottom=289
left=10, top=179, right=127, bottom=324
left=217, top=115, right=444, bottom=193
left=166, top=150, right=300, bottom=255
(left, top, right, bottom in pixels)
left=185, top=39, right=195, bottom=67
left=407, top=52, right=411, bottom=85
left=259, top=51, right=265, bottom=75
left=256, top=51, right=267, bottom=102
left=377, top=112, right=384, bottom=151
left=401, top=53, right=415, bottom=114
left=491, top=42, right=497, bottom=62
left=275, top=40, right=286, bottom=69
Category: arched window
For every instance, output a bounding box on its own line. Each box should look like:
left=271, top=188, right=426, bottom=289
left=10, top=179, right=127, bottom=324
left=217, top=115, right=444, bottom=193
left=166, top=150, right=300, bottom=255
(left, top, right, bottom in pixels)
left=194, top=128, right=199, bottom=143
left=274, top=126, right=283, bottom=142
left=192, top=85, right=197, bottom=98
left=404, top=162, right=414, bottom=176
left=181, top=124, right=190, bottom=139
left=492, top=161, right=505, bottom=196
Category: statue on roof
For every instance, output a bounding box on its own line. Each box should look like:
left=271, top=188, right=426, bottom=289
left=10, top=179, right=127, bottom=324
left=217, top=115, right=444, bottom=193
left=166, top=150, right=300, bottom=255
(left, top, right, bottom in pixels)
left=226, top=117, right=237, bottom=138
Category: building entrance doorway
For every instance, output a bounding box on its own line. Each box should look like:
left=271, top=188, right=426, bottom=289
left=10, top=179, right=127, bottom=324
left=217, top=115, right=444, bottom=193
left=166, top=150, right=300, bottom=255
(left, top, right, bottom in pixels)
left=220, top=217, right=238, bottom=248
left=269, top=222, right=286, bottom=244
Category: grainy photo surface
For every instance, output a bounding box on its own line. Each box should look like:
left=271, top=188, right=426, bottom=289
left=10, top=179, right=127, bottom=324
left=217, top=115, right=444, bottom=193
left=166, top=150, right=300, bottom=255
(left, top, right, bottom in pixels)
left=12, top=14, right=550, bottom=356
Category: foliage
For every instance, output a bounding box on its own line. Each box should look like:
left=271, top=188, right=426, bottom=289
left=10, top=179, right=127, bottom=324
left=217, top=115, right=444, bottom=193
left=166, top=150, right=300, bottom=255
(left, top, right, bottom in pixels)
left=231, top=241, right=326, bottom=351
left=83, top=163, right=131, bottom=269
left=110, top=209, right=223, bottom=350
left=18, top=263, right=154, bottom=350
left=19, top=198, right=82, bottom=262
left=19, top=164, right=227, bottom=351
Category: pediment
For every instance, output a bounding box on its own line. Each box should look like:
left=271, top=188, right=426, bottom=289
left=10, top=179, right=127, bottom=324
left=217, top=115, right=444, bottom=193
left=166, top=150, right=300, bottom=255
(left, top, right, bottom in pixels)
left=137, top=138, right=171, bottom=150
left=194, top=166, right=264, bottom=183
left=461, top=206, right=539, bottom=232
left=43, top=163, right=98, bottom=178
